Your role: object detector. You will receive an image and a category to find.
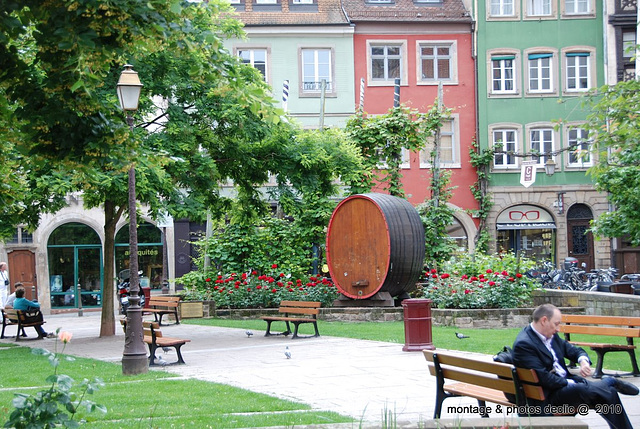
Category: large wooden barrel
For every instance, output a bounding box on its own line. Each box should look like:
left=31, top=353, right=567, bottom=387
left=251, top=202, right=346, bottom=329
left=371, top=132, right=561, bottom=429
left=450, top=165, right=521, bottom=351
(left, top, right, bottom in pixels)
left=326, top=193, right=425, bottom=299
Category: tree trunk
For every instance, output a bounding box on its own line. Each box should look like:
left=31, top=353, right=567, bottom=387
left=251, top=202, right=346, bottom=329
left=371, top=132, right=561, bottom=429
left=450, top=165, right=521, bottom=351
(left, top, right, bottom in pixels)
left=100, top=199, right=119, bottom=337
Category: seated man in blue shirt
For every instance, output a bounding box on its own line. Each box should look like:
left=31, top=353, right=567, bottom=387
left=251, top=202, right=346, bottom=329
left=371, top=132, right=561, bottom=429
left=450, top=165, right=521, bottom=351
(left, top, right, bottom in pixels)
left=12, top=287, right=54, bottom=339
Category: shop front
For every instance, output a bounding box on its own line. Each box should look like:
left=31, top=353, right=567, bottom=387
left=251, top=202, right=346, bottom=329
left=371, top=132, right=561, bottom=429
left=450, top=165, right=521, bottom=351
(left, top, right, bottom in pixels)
left=47, top=223, right=103, bottom=309
left=115, top=222, right=165, bottom=289
left=496, top=205, right=557, bottom=264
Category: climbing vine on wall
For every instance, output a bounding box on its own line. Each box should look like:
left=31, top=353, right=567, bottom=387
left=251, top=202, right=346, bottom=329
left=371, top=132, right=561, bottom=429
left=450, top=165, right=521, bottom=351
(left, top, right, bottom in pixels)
left=345, top=104, right=450, bottom=197
left=469, top=139, right=495, bottom=253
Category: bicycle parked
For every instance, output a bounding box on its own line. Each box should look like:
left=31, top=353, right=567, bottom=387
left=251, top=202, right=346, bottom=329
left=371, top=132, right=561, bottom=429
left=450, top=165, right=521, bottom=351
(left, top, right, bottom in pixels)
left=586, top=267, right=619, bottom=291
left=527, top=260, right=571, bottom=290
left=558, top=257, right=592, bottom=290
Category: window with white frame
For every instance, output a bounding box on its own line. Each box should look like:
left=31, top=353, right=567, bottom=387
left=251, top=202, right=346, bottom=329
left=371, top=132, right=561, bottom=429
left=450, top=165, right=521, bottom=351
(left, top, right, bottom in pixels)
left=256, top=0, right=277, bottom=3
left=491, top=55, right=516, bottom=94
left=567, top=127, right=592, bottom=167
left=238, top=49, right=268, bottom=82
left=419, top=43, right=454, bottom=82
left=370, top=44, right=402, bottom=82
left=528, top=53, right=553, bottom=93
left=301, top=48, right=333, bottom=94
left=529, top=128, right=555, bottom=166
left=565, top=52, right=590, bottom=91
left=564, top=0, right=588, bottom=14
left=292, top=0, right=313, bottom=3
left=493, top=129, right=518, bottom=168
left=490, top=0, right=515, bottom=16
left=528, top=0, right=552, bottom=16
left=401, top=147, right=411, bottom=169
left=420, top=118, right=459, bottom=167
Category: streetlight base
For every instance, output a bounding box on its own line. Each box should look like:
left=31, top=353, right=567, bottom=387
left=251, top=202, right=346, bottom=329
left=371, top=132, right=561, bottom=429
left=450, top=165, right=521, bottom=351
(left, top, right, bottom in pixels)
left=122, top=297, right=149, bottom=375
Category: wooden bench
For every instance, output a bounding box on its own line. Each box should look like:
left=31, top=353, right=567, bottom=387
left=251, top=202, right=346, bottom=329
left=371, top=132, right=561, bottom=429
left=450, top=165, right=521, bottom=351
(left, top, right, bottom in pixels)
left=145, top=296, right=180, bottom=326
left=1, top=309, right=26, bottom=339
left=560, top=314, right=640, bottom=378
left=1, top=309, right=45, bottom=341
left=120, top=319, right=190, bottom=365
left=424, top=350, right=547, bottom=419
left=261, top=300, right=321, bottom=339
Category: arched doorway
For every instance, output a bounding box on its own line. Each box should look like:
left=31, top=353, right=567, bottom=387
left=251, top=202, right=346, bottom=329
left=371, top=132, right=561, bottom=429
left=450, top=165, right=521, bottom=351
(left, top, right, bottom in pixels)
left=115, top=222, right=164, bottom=289
left=47, top=223, right=103, bottom=309
left=566, top=204, right=595, bottom=270
left=496, top=205, right=557, bottom=263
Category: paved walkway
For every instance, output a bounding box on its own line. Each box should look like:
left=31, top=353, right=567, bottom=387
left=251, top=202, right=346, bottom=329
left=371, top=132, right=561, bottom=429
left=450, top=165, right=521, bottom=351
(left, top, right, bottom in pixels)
left=2, top=311, right=639, bottom=428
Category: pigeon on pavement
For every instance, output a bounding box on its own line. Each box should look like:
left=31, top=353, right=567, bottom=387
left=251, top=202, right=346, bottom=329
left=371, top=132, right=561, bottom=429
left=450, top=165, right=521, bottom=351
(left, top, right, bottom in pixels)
left=246, top=330, right=254, bottom=338
left=284, top=346, right=292, bottom=359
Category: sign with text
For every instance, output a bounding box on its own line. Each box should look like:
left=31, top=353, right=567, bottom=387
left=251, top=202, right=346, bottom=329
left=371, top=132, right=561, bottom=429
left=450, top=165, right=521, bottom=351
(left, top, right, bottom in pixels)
left=520, top=160, right=537, bottom=188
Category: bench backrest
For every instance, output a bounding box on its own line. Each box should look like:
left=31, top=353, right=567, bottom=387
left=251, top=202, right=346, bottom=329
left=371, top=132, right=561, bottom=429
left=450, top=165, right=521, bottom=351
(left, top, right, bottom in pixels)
left=562, top=314, right=640, bottom=327
left=561, top=315, right=640, bottom=339
left=4, top=308, right=42, bottom=324
left=423, top=350, right=545, bottom=402
left=120, top=319, right=163, bottom=338
left=148, top=296, right=180, bottom=308
left=278, top=300, right=321, bottom=317
left=3, top=309, right=19, bottom=323
left=142, top=321, right=162, bottom=338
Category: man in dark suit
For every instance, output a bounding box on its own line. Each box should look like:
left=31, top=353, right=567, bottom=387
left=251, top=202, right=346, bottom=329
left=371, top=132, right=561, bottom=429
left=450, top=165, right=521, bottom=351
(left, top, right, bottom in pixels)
left=513, top=304, right=637, bottom=429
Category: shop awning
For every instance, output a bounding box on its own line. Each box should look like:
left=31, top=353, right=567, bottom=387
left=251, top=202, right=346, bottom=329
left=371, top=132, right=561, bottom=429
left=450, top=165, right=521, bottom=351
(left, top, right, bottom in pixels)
left=496, top=204, right=556, bottom=230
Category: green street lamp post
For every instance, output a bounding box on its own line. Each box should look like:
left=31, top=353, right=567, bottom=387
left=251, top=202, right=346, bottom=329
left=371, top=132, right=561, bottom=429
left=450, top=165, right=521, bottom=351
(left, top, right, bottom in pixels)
left=117, top=64, right=148, bottom=375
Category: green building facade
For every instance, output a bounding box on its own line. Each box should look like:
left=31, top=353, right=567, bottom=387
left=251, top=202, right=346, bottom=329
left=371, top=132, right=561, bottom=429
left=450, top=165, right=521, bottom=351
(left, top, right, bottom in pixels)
left=474, top=0, right=610, bottom=270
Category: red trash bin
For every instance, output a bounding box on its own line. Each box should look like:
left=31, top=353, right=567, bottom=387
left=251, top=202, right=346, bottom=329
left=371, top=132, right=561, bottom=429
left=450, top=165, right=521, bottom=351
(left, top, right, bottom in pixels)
left=402, top=298, right=435, bottom=352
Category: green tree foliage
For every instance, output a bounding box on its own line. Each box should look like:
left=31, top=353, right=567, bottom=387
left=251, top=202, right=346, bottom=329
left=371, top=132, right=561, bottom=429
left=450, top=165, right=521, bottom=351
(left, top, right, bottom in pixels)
left=583, top=79, right=640, bottom=244
left=0, top=1, right=366, bottom=335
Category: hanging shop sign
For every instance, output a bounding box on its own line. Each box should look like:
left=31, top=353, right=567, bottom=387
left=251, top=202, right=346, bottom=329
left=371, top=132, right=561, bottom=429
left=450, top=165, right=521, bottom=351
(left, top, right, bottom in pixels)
left=520, top=160, right=537, bottom=188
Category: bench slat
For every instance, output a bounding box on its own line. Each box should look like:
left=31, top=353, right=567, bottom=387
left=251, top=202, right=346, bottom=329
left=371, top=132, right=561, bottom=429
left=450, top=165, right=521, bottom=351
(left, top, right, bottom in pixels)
left=569, top=341, right=635, bottom=350
left=560, top=324, right=640, bottom=337
left=279, top=300, right=321, bottom=308
left=278, top=307, right=319, bottom=315
left=562, top=315, right=640, bottom=326
left=433, top=366, right=517, bottom=393
left=444, top=383, right=513, bottom=406
left=425, top=351, right=515, bottom=378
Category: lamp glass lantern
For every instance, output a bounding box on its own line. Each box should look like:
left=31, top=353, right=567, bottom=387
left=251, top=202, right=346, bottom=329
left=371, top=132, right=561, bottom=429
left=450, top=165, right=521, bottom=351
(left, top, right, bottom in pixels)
left=117, top=65, right=143, bottom=112
left=544, top=158, right=556, bottom=176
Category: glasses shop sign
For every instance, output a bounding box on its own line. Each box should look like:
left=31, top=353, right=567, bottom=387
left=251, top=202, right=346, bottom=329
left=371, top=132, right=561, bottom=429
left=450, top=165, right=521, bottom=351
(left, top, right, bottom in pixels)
left=496, top=205, right=556, bottom=230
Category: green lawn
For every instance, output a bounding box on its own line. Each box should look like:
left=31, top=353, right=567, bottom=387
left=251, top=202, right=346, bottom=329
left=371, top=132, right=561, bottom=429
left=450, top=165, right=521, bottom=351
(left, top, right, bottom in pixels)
left=0, top=345, right=351, bottom=428
left=184, top=318, right=637, bottom=372
left=3, top=318, right=636, bottom=428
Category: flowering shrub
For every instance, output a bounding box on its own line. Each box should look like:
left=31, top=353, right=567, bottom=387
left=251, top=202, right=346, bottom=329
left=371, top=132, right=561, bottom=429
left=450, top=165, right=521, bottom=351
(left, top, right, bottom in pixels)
left=178, top=264, right=339, bottom=309
left=414, top=252, right=537, bottom=309
left=5, top=329, right=106, bottom=428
